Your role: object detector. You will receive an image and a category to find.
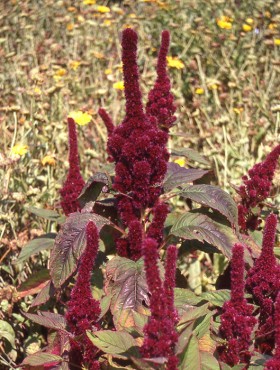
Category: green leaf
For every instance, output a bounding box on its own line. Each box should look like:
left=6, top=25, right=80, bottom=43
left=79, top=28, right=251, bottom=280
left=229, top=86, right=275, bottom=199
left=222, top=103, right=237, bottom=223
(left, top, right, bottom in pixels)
left=177, top=304, right=209, bottom=332
left=17, top=269, right=50, bottom=299
left=105, top=257, right=150, bottom=330
left=0, top=320, right=15, bottom=347
left=50, top=212, right=110, bottom=288
left=170, top=212, right=232, bottom=259
left=87, top=330, right=139, bottom=358
left=200, top=290, right=231, bottom=307
left=16, top=234, right=56, bottom=264
left=193, top=312, right=213, bottom=339
left=171, top=148, right=210, bottom=166
left=179, top=335, right=200, bottom=370
left=23, top=311, right=66, bottom=331
left=163, top=163, right=208, bottom=192
left=22, top=352, right=63, bottom=366
left=78, top=172, right=111, bottom=207
left=201, top=352, right=220, bottom=370
left=25, top=206, right=61, bottom=221
left=178, top=185, right=238, bottom=226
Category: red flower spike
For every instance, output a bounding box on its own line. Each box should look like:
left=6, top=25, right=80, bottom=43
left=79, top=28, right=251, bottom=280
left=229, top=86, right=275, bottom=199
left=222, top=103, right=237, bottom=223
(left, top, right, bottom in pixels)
left=66, top=221, right=101, bottom=369
left=98, top=108, right=115, bottom=136
left=146, top=30, right=176, bottom=131
left=60, top=118, right=85, bottom=216
left=147, top=202, right=169, bottom=245
left=164, top=245, right=178, bottom=323
left=128, top=219, right=143, bottom=261
left=246, top=213, right=280, bottom=354
left=265, top=293, right=280, bottom=369
left=237, top=144, right=280, bottom=232
left=219, top=244, right=256, bottom=366
left=122, top=28, right=145, bottom=119
left=141, top=238, right=178, bottom=366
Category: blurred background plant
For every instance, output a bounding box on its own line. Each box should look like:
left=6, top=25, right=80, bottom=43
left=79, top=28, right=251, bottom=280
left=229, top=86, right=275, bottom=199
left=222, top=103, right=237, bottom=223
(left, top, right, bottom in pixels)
left=0, top=0, right=279, bottom=367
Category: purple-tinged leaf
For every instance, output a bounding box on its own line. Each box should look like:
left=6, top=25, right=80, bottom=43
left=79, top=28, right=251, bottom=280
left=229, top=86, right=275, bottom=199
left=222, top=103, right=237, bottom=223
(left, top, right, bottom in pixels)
left=78, top=172, right=111, bottom=207
left=49, top=212, right=110, bottom=288
left=31, top=280, right=55, bottom=307
left=23, top=311, right=66, bottom=331
left=170, top=212, right=232, bottom=259
left=21, top=352, right=63, bottom=366
left=17, top=269, right=50, bottom=299
left=105, top=257, right=150, bottom=330
left=179, top=184, right=238, bottom=226
left=171, top=148, right=210, bottom=166
left=163, top=163, right=209, bottom=192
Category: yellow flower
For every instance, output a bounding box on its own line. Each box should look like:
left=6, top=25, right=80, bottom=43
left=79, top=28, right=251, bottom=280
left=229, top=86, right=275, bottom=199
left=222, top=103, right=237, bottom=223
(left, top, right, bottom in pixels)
left=242, top=24, right=252, bottom=32
left=233, top=107, right=244, bottom=115
left=103, top=19, right=112, bottom=26
left=274, top=38, right=280, bottom=46
left=195, top=87, right=204, bottom=95
left=83, top=0, right=96, bottom=4
left=96, top=5, right=110, bottom=13
left=245, top=18, right=254, bottom=25
left=92, top=51, right=105, bottom=59
left=113, top=81, right=125, bottom=90
left=11, top=144, right=29, bottom=156
left=174, top=158, right=186, bottom=167
left=268, top=23, right=277, bottom=30
left=264, top=11, right=271, bottom=18
left=33, top=86, right=42, bottom=95
left=41, top=155, right=56, bottom=166
left=208, top=83, right=218, bottom=90
left=104, top=68, right=112, bottom=75
left=66, top=23, right=74, bottom=31
left=216, top=16, right=233, bottom=30
left=69, top=60, right=81, bottom=71
left=68, top=111, right=92, bottom=126
left=166, top=56, right=184, bottom=69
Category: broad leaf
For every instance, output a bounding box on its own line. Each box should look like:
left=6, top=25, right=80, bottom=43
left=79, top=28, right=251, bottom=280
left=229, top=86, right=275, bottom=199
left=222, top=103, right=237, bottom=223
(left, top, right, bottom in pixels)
left=31, top=280, right=56, bottom=307
left=78, top=172, right=111, bottom=207
left=16, top=234, right=56, bottom=264
left=163, top=163, right=208, bottom=192
left=0, top=320, right=15, bottom=347
left=26, top=206, right=62, bottom=221
left=200, top=290, right=231, bottom=308
left=179, top=185, right=238, bottom=226
left=23, top=311, right=66, bottom=331
left=87, top=330, right=139, bottom=358
left=50, top=212, right=110, bottom=287
left=22, top=352, right=63, bottom=366
left=105, top=257, right=149, bottom=330
left=200, top=352, right=220, bottom=370
left=193, top=313, right=213, bottom=339
left=171, top=148, right=210, bottom=166
left=178, top=304, right=209, bottom=332
left=170, top=212, right=232, bottom=259
left=179, top=335, right=200, bottom=370
left=174, top=288, right=204, bottom=317
left=17, top=268, right=50, bottom=298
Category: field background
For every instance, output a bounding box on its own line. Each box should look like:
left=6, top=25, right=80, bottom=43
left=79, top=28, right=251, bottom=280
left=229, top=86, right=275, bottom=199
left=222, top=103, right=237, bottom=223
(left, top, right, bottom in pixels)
left=0, top=0, right=280, bottom=367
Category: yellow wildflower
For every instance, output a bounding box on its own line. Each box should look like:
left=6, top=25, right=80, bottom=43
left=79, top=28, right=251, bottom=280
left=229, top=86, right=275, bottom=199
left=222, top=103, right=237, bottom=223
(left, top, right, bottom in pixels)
left=69, top=60, right=81, bottom=71
left=216, top=16, right=233, bottom=30
left=103, top=19, right=112, bottom=26
left=66, top=23, right=74, bottom=31
left=233, top=107, right=244, bottom=115
left=274, top=38, right=280, bottom=46
left=268, top=23, right=277, bottom=30
left=83, top=0, right=96, bottom=4
left=242, top=24, right=252, bottom=32
left=67, top=6, right=77, bottom=12
left=92, top=51, right=105, bottom=59
left=174, top=158, right=186, bottom=167
left=11, top=144, right=29, bottom=156
left=53, top=68, right=67, bottom=82
left=96, top=5, right=110, bottom=13
left=113, top=81, right=125, bottom=90
left=104, top=68, right=112, bottom=75
left=208, top=84, right=218, bottom=90
left=245, top=18, right=254, bottom=25
left=166, top=56, right=184, bottom=69
left=195, top=87, right=204, bottom=95
left=68, top=111, right=92, bottom=126
left=264, top=11, right=271, bottom=18
left=33, top=87, right=42, bottom=95
left=41, top=155, right=56, bottom=166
